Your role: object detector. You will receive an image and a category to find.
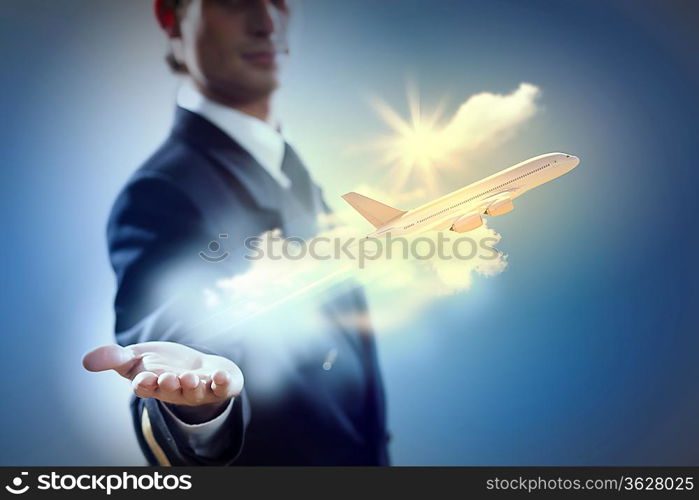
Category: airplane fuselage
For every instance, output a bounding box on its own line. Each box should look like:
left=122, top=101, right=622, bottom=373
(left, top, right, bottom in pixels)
left=368, top=152, right=580, bottom=237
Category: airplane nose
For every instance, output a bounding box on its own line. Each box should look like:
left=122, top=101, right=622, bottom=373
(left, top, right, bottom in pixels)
left=564, top=154, right=580, bottom=168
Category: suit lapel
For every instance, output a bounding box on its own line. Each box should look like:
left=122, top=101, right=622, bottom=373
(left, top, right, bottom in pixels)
left=171, top=107, right=366, bottom=353
left=172, top=107, right=283, bottom=213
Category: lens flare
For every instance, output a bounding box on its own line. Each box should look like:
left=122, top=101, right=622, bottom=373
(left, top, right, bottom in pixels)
left=365, top=82, right=541, bottom=196
left=369, top=85, right=449, bottom=194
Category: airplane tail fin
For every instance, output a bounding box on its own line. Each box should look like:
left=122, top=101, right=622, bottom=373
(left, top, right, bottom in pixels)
left=341, top=192, right=406, bottom=228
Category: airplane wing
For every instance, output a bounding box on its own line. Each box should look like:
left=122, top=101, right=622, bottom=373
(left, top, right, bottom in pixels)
left=428, top=217, right=457, bottom=231
left=480, top=190, right=516, bottom=216
left=478, top=190, right=516, bottom=212
left=428, top=190, right=518, bottom=231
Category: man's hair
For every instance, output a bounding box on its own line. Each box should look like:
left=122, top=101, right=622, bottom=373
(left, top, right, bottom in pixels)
left=163, top=0, right=189, bottom=74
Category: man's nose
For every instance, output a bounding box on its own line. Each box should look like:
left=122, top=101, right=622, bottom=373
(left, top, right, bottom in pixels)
left=249, top=0, right=280, bottom=37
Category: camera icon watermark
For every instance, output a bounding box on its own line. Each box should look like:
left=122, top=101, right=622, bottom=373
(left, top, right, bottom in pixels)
left=5, top=472, right=29, bottom=495
left=199, top=234, right=230, bottom=263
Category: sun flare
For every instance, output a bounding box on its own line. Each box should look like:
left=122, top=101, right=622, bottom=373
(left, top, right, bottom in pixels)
left=366, top=82, right=541, bottom=196
left=369, top=86, right=449, bottom=194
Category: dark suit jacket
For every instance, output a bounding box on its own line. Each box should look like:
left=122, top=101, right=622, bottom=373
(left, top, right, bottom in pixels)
left=107, top=108, right=389, bottom=465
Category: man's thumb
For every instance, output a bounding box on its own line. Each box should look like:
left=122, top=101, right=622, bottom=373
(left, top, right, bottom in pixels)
left=82, top=344, right=136, bottom=373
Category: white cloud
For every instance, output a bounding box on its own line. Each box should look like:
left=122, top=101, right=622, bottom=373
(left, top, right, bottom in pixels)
left=361, top=82, right=541, bottom=195
left=202, top=216, right=507, bottom=336
left=440, top=82, right=541, bottom=155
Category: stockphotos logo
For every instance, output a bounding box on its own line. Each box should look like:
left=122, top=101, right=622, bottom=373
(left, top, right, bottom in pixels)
left=3, top=471, right=192, bottom=496
left=5, top=472, right=29, bottom=495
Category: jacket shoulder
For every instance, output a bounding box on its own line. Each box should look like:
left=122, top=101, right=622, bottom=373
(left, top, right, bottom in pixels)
left=107, top=140, right=206, bottom=241
left=135, top=137, right=207, bottom=187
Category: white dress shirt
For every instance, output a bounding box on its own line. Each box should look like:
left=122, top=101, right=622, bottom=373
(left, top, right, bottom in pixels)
left=159, top=82, right=292, bottom=454
left=177, top=81, right=291, bottom=188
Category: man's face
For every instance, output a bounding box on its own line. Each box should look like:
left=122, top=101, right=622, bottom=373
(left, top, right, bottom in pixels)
left=177, top=0, right=289, bottom=103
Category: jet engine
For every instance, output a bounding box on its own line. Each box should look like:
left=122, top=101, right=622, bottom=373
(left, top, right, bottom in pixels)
left=485, top=198, right=514, bottom=216
left=450, top=213, right=483, bottom=233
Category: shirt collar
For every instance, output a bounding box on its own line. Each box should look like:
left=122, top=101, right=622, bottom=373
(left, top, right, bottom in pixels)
left=176, top=82, right=290, bottom=189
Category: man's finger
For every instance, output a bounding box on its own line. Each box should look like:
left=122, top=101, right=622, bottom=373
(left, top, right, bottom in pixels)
left=157, top=372, right=181, bottom=395
left=82, top=344, right=136, bottom=375
left=180, top=372, right=206, bottom=405
left=132, top=371, right=158, bottom=399
left=210, top=370, right=233, bottom=399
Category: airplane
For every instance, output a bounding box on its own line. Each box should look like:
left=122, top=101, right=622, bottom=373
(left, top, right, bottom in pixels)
left=342, top=152, right=580, bottom=237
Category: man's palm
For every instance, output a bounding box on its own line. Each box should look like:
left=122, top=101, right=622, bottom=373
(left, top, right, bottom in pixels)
left=82, top=342, right=243, bottom=408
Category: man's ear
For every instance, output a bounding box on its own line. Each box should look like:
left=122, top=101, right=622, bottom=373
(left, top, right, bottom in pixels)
left=154, top=0, right=182, bottom=37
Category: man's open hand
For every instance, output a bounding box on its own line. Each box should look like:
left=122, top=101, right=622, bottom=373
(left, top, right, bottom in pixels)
left=82, top=342, right=243, bottom=423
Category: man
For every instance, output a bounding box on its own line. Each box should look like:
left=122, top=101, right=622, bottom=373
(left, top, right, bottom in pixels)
left=82, top=0, right=389, bottom=465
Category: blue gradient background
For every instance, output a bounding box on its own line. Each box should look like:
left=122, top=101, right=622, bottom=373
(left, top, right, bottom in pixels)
left=1, top=0, right=697, bottom=465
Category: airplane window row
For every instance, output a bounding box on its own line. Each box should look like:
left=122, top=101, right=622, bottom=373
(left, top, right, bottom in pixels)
left=407, top=163, right=550, bottom=227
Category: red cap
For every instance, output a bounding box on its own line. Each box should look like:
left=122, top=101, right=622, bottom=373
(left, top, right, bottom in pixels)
left=154, top=0, right=176, bottom=31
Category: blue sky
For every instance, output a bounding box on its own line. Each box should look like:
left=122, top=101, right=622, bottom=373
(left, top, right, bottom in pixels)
left=1, top=0, right=698, bottom=464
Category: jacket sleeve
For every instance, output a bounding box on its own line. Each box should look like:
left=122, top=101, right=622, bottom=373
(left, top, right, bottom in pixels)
left=107, top=171, right=250, bottom=466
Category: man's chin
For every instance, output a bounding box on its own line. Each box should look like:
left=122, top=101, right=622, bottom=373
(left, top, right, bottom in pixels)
left=206, top=71, right=279, bottom=104
left=244, top=73, right=279, bottom=98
